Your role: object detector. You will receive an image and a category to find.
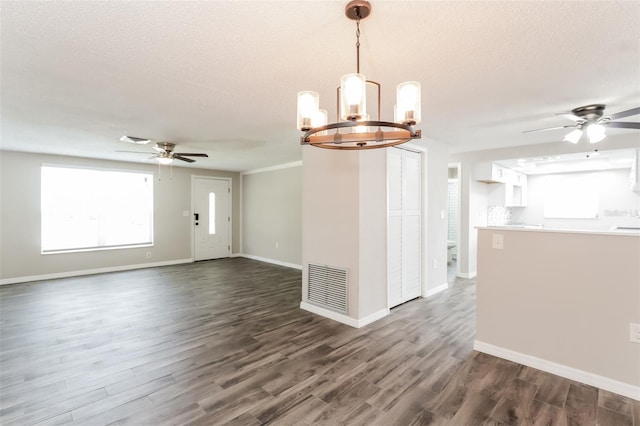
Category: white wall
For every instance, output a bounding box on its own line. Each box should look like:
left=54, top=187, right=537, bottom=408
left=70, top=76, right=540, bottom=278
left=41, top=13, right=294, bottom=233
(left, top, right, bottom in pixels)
left=421, top=140, right=449, bottom=291
left=0, top=150, right=240, bottom=282
left=512, top=168, right=640, bottom=231
left=302, top=147, right=362, bottom=318
left=358, top=150, right=388, bottom=318
left=476, top=228, right=640, bottom=399
left=241, top=163, right=302, bottom=267
left=301, top=139, right=450, bottom=326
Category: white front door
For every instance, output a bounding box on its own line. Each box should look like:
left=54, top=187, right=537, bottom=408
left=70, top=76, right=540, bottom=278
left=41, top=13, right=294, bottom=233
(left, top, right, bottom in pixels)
left=193, top=177, right=230, bottom=261
left=388, top=148, right=422, bottom=308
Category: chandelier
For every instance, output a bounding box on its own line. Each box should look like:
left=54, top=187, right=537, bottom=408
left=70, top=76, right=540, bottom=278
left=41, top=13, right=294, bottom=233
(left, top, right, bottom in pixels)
left=297, top=0, right=422, bottom=150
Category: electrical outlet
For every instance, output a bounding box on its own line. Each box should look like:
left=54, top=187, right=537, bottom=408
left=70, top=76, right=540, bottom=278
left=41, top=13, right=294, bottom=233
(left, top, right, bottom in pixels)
left=492, top=234, right=504, bottom=250
left=433, top=260, right=437, bottom=269
left=146, top=252, right=152, bottom=259
left=275, top=242, right=279, bottom=249
left=630, top=323, right=640, bottom=344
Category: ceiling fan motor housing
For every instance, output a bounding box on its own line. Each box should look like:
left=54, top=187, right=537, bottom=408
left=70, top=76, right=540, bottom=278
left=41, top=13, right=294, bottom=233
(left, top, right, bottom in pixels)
left=572, top=104, right=605, bottom=122
left=155, top=142, right=175, bottom=153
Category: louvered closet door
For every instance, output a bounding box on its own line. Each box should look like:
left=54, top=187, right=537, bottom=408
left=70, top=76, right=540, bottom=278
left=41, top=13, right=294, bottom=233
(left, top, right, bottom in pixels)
left=388, top=148, right=422, bottom=308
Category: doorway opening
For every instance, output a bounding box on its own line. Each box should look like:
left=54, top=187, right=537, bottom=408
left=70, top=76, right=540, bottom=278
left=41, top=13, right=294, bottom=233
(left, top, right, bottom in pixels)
left=447, top=163, right=461, bottom=282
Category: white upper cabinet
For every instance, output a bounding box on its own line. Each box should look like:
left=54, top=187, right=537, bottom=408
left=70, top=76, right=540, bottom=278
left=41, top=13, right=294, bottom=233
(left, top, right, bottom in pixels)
left=473, top=162, right=509, bottom=183
left=477, top=161, right=528, bottom=207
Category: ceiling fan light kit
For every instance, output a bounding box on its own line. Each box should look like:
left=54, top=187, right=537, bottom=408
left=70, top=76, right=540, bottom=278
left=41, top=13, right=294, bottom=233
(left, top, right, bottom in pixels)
left=156, top=155, right=174, bottom=165
left=562, top=128, right=583, bottom=144
left=525, top=104, right=640, bottom=144
left=297, top=0, right=422, bottom=150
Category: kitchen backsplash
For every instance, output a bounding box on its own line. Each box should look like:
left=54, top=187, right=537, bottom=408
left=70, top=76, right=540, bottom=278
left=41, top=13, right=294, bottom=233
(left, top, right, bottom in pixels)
left=487, top=206, right=512, bottom=226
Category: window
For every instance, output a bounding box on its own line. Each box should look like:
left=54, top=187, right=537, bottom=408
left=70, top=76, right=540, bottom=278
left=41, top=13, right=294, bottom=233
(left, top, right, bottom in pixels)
left=542, top=174, right=598, bottom=219
left=209, top=192, right=216, bottom=235
left=41, top=165, right=153, bottom=253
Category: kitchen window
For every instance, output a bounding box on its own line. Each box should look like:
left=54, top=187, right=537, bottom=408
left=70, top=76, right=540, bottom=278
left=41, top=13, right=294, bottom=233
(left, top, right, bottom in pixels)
left=542, top=174, right=598, bottom=219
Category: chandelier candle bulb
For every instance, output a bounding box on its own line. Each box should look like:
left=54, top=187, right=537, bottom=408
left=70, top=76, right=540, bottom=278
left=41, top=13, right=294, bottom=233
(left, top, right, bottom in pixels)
left=340, top=73, right=367, bottom=120
left=396, top=81, right=421, bottom=125
left=297, top=91, right=320, bottom=131
left=313, top=109, right=328, bottom=136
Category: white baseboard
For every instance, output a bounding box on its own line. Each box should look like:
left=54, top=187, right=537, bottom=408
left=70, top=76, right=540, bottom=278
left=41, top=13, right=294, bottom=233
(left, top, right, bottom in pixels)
left=0, top=258, right=193, bottom=286
left=238, top=254, right=302, bottom=270
left=300, top=301, right=388, bottom=328
left=457, top=271, right=477, bottom=279
left=425, top=283, right=449, bottom=297
left=357, top=308, right=390, bottom=327
left=474, top=340, right=640, bottom=401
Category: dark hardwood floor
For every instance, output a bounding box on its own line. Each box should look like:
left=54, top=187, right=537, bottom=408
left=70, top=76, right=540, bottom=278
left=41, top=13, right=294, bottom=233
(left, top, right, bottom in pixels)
left=1, top=258, right=638, bottom=425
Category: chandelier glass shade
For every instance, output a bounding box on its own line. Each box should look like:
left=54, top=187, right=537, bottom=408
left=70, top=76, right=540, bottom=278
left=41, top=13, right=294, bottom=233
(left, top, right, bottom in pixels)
left=297, top=0, right=422, bottom=150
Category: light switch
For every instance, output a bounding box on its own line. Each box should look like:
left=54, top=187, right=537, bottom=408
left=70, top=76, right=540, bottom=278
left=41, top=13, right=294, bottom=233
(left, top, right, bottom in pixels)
left=492, top=234, right=504, bottom=250
left=440, top=209, right=446, bottom=219
left=183, top=210, right=190, bottom=217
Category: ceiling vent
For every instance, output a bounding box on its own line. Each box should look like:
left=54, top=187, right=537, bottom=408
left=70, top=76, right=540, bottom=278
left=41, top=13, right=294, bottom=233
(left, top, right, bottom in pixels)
left=307, top=264, right=348, bottom=314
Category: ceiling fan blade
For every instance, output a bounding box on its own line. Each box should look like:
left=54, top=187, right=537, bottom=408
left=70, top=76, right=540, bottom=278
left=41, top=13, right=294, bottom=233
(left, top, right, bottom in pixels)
left=174, top=155, right=196, bottom=163
left=116, top=150, right=153, bottom=154
left=120, top=136, right=151, bottom=144
left=608, top=107, right=640, bottom=121
left=607, top=122, right=640, bottom=129
left=174, top=153, right=209, bottom=157
left=554, top=113, right=583, bottom=122
left=522, top=125, right=577, bottom=134
left=152, top=145, right=166, bottom=153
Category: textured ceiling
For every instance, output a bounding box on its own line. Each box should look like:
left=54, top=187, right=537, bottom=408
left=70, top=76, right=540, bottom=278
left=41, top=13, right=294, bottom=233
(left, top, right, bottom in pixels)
left=1, top=1, right=639, bottom=172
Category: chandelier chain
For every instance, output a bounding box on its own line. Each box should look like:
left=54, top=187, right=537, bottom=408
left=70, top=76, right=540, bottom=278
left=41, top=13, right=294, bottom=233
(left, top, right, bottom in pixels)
left=355, top=8, right=361, bottom=74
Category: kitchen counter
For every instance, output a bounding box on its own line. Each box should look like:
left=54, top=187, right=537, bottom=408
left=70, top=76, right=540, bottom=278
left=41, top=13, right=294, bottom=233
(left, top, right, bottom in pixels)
left=478, top=226, right=640, bottom=237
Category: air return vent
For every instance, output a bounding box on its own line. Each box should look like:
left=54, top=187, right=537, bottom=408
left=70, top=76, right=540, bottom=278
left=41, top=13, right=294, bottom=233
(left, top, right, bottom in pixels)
left=308, top=264, right=348, bottom=314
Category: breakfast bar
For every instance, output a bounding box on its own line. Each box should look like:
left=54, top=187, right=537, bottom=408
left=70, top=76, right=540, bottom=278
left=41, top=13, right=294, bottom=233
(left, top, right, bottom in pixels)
left=474, top=226, right=640, bottom=400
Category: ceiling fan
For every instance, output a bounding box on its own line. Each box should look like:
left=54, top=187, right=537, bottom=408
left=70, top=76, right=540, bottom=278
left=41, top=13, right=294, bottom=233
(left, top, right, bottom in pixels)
left=523, top=104, right=640, bottom=144
left=118, top=137, right=208, bottom=164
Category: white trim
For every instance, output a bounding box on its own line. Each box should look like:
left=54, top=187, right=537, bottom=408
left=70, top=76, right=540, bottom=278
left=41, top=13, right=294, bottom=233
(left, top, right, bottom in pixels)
left=239, top=173, right=243, bottom=254
left=457, top=271, right=477, bottom=279
left=474, top=340, right=640, bottom=401
left=238, top=254, right=302, bottom=270
left=425, top=282, right=449, bottom=297
left=300, top=302, right=389, bottom=328
left=242, top=161, right=302, bottom=176
left=0, top=258, right=193, bottom=286
left=230, top=253, right=243, bottom=258
left=357, top=308, right=390, bottom=327
left=398, top=142, right=427, bottom=153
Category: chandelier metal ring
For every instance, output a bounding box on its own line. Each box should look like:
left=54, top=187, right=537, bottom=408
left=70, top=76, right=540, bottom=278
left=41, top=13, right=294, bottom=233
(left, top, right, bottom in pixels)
left=301, top=121, right=421, bottom=150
